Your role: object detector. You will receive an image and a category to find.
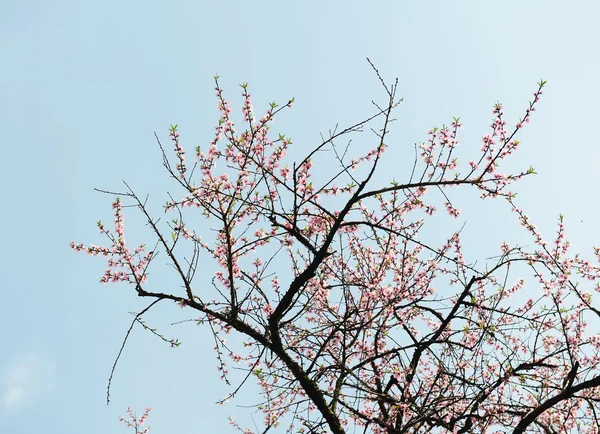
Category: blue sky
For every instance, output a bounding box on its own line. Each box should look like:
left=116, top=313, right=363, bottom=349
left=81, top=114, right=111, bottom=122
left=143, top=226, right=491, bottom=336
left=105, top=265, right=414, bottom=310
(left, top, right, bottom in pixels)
left=1, top=1, right=599, bottom=433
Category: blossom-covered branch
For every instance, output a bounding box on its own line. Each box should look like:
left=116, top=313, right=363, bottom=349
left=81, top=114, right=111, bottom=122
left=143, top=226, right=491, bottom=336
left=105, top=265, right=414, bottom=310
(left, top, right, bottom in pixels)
left=74, top=70, right=600, bottom=433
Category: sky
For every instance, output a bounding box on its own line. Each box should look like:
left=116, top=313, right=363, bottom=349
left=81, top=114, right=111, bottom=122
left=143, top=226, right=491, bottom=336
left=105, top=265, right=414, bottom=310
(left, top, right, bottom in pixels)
left=1, top=1, right=600, bottom=433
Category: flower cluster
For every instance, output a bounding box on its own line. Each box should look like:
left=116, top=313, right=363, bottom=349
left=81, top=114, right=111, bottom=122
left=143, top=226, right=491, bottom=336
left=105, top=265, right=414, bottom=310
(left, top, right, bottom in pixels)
left=119, top=407, right=152, bottom=434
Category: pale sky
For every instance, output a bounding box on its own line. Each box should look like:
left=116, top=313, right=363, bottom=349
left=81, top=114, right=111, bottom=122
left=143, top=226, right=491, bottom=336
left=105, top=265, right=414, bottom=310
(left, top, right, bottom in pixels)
left=1, top=1, right=599, bottom=433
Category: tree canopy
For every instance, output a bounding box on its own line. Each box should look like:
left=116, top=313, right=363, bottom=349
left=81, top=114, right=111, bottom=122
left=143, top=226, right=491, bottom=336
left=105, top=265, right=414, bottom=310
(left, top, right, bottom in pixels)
left=73, top=68, right=600, bottom=433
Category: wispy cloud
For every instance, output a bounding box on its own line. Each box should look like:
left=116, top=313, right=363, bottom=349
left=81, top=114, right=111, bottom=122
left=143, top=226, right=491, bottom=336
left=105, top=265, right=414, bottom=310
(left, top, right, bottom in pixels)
left=2, top=353, right=55, bottom=413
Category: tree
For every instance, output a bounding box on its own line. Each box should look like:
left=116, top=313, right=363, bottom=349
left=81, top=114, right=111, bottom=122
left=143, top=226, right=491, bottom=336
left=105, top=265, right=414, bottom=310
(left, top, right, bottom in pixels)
left=72, top=64, right=600, bottom=433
